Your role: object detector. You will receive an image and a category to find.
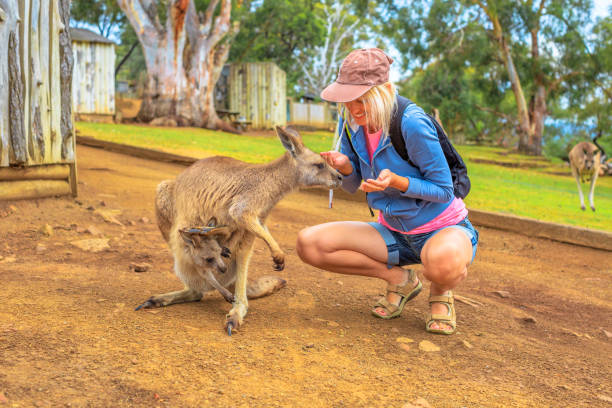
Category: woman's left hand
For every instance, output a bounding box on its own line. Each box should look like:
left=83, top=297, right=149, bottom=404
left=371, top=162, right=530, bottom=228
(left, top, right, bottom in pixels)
left=360, top=169, right=408, bottom=192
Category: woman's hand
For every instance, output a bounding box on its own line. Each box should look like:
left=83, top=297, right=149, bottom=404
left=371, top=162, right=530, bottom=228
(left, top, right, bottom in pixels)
left=320, top=151, right=353, bottom=176
left=360, top=169, right=409, bottom=192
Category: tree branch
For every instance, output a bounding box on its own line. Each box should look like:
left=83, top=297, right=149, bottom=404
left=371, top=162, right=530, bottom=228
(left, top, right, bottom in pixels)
left=475, top=104, right=515, bottom=123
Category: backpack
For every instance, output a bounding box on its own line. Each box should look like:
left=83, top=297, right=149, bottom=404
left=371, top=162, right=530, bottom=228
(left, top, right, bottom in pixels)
left=389, top=95, right=470, bottom=199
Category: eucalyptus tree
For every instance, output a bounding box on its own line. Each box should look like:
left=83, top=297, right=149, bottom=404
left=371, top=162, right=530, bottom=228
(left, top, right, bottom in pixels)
left=116, top=0, right=240, bottom=130
left=228, top=0, right=326, bottom=94
left=296, top=0, right=365, bottom=96
left=380, top=0, right=600, bottom=155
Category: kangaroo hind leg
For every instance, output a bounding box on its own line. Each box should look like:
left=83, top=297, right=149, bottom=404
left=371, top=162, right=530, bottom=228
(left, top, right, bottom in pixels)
left=135, top=287, right=202, bottom=310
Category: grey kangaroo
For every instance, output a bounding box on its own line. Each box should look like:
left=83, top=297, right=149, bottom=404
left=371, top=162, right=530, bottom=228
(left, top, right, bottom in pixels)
left=568, top=141, right=601, bottom=211
left=136, top=127, right=343, bottom=334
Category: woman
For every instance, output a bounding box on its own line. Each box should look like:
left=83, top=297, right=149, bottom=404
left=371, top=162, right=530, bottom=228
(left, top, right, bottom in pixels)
left=296, top=48, right=478, bottom=335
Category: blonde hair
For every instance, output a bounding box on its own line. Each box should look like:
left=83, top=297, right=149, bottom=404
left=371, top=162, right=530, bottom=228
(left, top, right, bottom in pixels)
left=340, top=82, right=397, bottom=137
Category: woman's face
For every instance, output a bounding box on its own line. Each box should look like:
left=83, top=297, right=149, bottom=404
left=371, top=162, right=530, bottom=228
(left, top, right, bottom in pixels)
left=344, top=98, right=371, bottom=128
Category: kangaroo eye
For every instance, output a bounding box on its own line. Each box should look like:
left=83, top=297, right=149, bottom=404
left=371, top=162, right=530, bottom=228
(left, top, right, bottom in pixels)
left=314, top=163, right=325, bottom=169
left=206, top=257, right=214, bottom=263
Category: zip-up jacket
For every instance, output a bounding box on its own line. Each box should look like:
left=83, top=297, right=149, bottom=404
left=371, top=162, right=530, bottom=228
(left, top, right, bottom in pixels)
left=339, top=101, right=454, bottom=232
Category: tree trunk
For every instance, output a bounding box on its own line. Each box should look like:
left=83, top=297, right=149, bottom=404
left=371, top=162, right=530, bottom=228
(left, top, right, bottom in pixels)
left=117, top=0, right=239, bottom=131
left=476, top=2, right=540, bottom=155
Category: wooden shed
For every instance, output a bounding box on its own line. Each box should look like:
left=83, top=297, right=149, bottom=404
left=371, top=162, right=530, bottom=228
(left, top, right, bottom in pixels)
left=71, top=27, right=116, bottom=122
left=227, top=62, right=286, bottom=129
left=0, top=0, right=77, bottom=201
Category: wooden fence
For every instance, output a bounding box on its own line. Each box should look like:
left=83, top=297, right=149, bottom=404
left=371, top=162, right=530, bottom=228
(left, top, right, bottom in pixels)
left=0, top=0, right=76, bottom=200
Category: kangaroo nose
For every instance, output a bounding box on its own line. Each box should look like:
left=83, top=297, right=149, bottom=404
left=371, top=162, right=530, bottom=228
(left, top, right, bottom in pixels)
left=218, top=263, right=227, bottom=274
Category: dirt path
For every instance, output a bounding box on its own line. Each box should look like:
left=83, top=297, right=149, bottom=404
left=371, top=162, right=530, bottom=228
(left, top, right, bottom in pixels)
left=1, top=146, right=611, bottom=408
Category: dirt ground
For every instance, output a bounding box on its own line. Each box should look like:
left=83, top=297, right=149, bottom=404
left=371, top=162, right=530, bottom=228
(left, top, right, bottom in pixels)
left=1, top=145, right=611, bottom=408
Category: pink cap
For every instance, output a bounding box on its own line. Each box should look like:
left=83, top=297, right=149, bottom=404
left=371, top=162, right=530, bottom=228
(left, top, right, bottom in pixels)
left=321, top=48, right=394, bottom=103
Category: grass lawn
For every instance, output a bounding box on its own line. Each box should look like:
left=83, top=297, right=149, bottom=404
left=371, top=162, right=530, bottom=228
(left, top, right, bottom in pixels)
left=76, top=122, right=612, bottom=232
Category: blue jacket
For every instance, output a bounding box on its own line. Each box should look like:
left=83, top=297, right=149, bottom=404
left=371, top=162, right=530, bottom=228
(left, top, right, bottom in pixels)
left=340, top=101, right=454, bottom=232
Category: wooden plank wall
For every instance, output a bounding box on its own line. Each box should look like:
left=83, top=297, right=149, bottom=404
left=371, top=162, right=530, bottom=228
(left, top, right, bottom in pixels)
left=0, top=0, right=74, bottom=167
left=0, top=0, right=76, bottom=200
left=72, top=41, right=115, bottom=115
left=229, top=62, right=286, bottom=129
left=289, top=101, right=335, bottom=129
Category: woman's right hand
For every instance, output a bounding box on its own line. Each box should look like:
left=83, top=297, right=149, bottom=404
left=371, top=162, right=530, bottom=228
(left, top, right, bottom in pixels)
left=320, top=151, right=353, bottom=176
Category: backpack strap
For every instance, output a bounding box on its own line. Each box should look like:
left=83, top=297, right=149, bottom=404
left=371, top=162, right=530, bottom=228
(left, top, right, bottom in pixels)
left=389, top=95, right=414, bottom=165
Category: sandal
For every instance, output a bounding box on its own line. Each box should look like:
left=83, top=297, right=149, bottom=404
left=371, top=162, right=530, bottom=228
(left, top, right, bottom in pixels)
left=425, top=291, right=456, bottom=335
left=371, top=269, right=422, bottom=319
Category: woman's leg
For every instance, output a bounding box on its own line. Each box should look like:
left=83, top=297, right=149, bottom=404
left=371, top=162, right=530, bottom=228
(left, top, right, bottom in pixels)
left=420, top=228, right=473, bottom=331
left=296, top=221, right=418, bottom=309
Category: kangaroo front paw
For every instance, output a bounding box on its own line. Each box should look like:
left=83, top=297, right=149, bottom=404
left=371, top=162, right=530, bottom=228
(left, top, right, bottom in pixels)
left=221, top=247, right=231, bottom=258
left=272, top=254, right=285, bottom=271
left=222, top=292, right=235, bottom=304
left=134, top=297, right=162, bottom=311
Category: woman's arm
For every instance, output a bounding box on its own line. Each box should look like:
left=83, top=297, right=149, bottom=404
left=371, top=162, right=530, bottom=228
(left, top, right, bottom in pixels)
left=398, top=113, right=453, bottom=203
left=335, top=119, right=363, bottom=193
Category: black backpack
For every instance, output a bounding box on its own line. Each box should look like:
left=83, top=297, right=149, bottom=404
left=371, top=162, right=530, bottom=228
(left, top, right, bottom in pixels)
left=389, top=96, right=470, bottom=199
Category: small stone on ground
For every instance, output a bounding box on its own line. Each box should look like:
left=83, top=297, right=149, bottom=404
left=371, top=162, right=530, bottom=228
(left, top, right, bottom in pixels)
left=419, top=340, right=440, bottom=352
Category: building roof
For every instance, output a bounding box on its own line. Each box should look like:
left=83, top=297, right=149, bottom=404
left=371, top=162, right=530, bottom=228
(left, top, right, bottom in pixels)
left=70, top=27, right=115, bottom=45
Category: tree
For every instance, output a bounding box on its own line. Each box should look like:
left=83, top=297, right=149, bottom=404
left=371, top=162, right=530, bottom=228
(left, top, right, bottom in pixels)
left=297, top=0, right=363, bottom=96
left=117, top=0, right=239, bottom=130
left=380, top=0, right=599, bottom=155
left=71, top=0, right=125, bottom=38
left=228, top=0, right=325, bottom=95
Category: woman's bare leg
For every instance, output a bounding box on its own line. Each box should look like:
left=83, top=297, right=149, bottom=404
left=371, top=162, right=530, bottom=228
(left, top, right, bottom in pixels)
left=296, top=221, right=418, bottom=312
left=420, top=228, right=473, bottom=331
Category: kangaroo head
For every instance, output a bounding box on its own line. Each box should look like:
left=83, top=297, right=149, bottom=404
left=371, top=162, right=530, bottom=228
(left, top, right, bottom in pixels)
left=179, top=224, right=231, bottom=273
left=275, top=126, right=343, bottom=189
left=583, top=147, right=599, bottom=171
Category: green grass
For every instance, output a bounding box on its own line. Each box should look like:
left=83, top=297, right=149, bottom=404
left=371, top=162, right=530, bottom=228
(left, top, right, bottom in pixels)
left=76, top=122, right=332, bottom=163
left=76, top=122, right=612, bottom=232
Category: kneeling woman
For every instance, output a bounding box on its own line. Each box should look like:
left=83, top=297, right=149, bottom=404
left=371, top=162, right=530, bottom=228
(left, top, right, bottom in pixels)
left=296, top=48, right=478, bottom=334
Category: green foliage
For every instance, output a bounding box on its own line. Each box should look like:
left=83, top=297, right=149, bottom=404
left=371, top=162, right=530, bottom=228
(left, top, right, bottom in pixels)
left=70, top=0, right=125, bottom=38
left=378, top=0, right=609, bottom=155
left=76, top=123, right=612, bottom=231
left=228, top=0, right=326, bottom=95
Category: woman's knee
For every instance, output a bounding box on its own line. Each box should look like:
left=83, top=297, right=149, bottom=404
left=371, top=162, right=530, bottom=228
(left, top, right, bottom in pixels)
left=296, top=227, right=322, bottom=264
left=422, top=240, right=469, bottom=283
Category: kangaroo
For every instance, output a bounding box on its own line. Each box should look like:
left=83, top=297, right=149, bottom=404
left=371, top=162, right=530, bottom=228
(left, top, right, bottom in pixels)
left=137, top=126, right=343, bottom=334
left=568, top=141, right=601, bottom=211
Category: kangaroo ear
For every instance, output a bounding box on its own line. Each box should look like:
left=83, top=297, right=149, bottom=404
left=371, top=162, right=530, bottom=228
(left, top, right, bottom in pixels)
left=276, top=126, right=303, bottom=157
left=179, top=228, right=202, bottom=247
left=206, top=226, right=231, bottom=240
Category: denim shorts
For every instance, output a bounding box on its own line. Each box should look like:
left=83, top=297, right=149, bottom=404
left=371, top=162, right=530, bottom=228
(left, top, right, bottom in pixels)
left=368, top=217, right=479, bottom=268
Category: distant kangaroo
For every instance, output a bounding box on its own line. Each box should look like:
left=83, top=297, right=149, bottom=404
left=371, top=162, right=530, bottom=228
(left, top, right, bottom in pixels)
left=137, top=127, right=343, bottom=334
left=568, top=141, right=601, bottom=211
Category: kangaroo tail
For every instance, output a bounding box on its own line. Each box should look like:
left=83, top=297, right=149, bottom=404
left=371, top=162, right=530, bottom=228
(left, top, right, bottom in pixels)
left=155, top=180, right=176, bottom=243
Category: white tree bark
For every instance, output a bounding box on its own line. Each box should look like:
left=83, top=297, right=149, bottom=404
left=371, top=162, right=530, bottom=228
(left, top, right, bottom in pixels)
left=299, top=1, right=360, bottom=96
left=117, top=0, right=238, bottom=130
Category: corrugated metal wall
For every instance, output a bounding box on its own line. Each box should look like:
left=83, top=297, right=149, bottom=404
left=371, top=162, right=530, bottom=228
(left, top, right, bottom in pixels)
left=289, top=101, right=335, bottom=129
left=228, top=62, right=286, bottom=129
left=72, top=41, right=115, bottom=115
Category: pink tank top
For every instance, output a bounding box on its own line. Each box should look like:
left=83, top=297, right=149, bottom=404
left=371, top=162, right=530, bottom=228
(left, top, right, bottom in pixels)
left=364, top=128, right=468, bottom=235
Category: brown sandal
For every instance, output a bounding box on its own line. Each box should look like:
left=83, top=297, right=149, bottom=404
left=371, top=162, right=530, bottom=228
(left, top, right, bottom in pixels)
left=372, top=269, right=422, bottom=319
left=425, top=291, right=456, bottom=335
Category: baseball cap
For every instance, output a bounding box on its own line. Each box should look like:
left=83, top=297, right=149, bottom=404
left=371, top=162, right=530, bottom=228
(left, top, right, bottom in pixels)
left=320, top=48, right=394, bottom=103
